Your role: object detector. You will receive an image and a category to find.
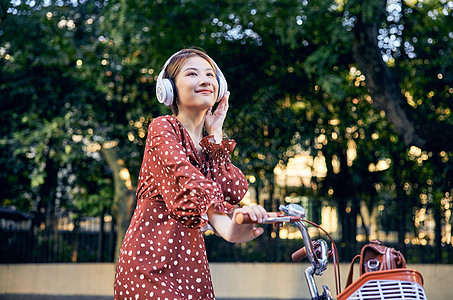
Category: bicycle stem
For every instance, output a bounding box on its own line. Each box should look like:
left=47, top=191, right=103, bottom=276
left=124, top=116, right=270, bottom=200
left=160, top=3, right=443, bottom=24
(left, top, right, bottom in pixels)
left=305, top=265, right=319, bottom=299
left=295, top=220, right=321, bottom=268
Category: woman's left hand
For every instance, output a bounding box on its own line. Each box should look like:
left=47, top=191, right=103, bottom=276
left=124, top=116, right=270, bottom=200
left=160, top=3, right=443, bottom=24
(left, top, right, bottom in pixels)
left=205, top=91, right=230, bottom=143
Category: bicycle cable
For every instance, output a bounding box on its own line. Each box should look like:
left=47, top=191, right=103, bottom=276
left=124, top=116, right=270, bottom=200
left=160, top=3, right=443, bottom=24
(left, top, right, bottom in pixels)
left=303, top=219, right=342, bottom=296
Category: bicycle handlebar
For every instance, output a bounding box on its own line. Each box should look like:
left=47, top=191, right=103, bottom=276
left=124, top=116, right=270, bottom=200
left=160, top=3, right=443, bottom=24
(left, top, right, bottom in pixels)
left=235, top=203, right=335, bottom=300
left=292, top=242, right=333, bottom=262
left=292, top=246, right=308, bottom=262
left=235, top=212, right=301, bottom=224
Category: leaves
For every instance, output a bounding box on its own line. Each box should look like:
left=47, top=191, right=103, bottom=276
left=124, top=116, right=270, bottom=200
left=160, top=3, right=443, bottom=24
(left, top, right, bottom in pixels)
left=1, top=0, right=451, bottom=258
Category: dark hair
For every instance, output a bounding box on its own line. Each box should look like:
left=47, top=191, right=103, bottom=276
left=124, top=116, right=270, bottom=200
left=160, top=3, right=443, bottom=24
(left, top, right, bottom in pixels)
left=163, top=48, right=217, bottom=116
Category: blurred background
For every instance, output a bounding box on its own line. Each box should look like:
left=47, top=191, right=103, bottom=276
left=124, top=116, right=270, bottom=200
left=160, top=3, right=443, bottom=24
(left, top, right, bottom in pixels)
left=1, top=0, right=452, bottom=271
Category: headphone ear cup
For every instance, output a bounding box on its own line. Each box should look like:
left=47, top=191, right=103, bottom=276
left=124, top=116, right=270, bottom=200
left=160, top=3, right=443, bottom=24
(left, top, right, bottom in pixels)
left=156, top=52, right=181, bottom=107
left=216, top=73, right=228, bottom=102
left=156, top=75, right=175, bottom=106
left=161, top=78, right=175, bottom=106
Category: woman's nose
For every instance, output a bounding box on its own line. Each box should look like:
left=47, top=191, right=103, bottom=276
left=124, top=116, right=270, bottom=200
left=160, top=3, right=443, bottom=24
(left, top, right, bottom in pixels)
left=199, top=77, right=213, bottom=86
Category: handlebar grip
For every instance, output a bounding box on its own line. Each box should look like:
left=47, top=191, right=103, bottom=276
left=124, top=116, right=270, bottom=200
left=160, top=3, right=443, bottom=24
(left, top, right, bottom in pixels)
left=235, top=213, right=254, bottom=224
left=292, top=247, right=308, bottom=262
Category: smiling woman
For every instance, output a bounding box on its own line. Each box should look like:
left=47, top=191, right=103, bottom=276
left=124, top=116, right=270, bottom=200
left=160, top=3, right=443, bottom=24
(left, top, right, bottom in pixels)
left=174, top=56, right=219, bottom=117
left=113, top=48, right=267, bottom=300
left=156, top=49, right=228, bottom=115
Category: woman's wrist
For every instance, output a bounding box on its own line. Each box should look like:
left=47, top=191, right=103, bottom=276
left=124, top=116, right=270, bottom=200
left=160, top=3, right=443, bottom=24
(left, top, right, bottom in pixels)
left=208, top=129, right=222, bottom=144
left=207, top=206, right=231, bottom=240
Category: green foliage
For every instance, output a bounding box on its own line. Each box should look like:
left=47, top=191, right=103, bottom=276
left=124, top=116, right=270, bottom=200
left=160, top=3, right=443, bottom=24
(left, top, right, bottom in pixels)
left=1, top=0, right=452, bottom=262
left=0, top=1, right=120, bottom=216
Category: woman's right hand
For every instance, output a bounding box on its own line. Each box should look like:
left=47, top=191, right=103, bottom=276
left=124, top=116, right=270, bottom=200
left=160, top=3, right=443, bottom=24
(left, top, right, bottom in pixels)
left=207, top=204, right=267, bottom=243
left=228, top=204, right=267, bottom=243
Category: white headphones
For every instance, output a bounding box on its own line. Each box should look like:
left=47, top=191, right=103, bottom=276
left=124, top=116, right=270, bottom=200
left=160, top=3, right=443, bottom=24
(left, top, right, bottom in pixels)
left=156, top=50, right=228, bottom=106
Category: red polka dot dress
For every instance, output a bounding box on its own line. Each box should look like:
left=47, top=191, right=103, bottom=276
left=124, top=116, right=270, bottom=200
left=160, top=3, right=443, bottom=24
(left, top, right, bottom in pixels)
left=114, top=115, right=248, bottom=300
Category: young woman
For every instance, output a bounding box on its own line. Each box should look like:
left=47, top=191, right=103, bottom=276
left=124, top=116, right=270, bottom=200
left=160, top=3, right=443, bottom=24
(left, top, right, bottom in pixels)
left=114, top=48, right=267, bottom=299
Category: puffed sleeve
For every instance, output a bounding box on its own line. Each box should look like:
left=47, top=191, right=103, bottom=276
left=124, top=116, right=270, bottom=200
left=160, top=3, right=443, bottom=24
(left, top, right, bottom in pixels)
left=145, top=117, right=229, bottom=229
left=199, top=135, right=249, bottom=206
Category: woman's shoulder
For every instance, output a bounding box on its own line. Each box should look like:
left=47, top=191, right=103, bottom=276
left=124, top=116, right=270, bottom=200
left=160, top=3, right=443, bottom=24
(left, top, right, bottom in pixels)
left=149, top=115, right=180, bottom=134
left=150, top=115, right=177, bottom=128
left=151, top=115, right=176, bottom=124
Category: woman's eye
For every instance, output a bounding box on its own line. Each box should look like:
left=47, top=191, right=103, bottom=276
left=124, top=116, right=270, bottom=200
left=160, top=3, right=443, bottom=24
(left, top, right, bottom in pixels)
left=187, top=72, right=197, bottom=76
left=207, top=73, right=215, bottom=77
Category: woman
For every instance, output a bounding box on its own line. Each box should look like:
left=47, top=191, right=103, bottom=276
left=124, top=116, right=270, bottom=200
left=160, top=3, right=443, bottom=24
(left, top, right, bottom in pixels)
left=114, top=48, right=267, bottom=300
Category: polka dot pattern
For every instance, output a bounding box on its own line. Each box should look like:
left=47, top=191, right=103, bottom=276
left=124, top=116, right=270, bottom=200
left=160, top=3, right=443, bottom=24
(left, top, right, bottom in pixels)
left=114, top=115, right=248, bottom=299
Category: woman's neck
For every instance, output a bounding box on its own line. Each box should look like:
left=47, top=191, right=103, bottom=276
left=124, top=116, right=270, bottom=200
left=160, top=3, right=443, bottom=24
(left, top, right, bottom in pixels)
left=175, top=110, right=207, bottom=144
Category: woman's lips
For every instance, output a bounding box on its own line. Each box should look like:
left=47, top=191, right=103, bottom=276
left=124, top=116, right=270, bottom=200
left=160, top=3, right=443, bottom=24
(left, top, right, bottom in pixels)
left=196, top=89, right=213, bottom=94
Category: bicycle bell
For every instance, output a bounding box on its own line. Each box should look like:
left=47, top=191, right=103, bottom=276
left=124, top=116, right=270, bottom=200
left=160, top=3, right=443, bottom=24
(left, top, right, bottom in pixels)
left=279, top=203, right=306, bottom=219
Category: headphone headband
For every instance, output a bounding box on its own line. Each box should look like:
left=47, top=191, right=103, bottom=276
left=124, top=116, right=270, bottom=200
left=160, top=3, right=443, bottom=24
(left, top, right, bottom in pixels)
left=156, top=50, right=228, bottom=106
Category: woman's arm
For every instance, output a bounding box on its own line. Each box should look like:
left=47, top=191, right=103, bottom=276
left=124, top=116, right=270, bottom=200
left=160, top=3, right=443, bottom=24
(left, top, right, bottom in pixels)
left=207, top=204, right=267, bottom=243
left=202, top=92, right=249, bottom=205
left=146, top=117, right=230, bottom=229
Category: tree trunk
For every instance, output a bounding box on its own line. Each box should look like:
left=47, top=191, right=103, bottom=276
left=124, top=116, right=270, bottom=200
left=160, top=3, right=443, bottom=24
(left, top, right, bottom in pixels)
left=350, top=0, right=453, bottom=152
left=395, top=194, right=407, bottom=252
left=391, top=150, right=407, bottom=252
left=434, top=198, right=443, bottom=263
left=101, top=146, right=136, bottom=264
left=41, top=141, right=59, bottom=261
left=72, top=218, right=80, bottom=262
left=97, top=206, right=106, bottom=262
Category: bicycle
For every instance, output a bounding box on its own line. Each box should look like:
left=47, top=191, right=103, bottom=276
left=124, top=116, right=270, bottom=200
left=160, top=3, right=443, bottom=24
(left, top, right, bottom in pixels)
left=236, top=203, right=428, bottom=300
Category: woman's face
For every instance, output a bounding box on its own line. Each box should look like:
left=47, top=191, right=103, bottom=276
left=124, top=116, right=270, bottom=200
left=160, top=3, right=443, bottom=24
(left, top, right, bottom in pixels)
left=174, top=56, right=219, bottom=112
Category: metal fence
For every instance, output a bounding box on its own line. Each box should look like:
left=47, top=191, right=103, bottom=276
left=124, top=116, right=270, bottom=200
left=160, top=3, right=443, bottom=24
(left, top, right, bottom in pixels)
left=204, top=231, right=453, bottom=264
left=1, top=210, right=452, bottom=264
left=0, top=211, right=116, bottom=263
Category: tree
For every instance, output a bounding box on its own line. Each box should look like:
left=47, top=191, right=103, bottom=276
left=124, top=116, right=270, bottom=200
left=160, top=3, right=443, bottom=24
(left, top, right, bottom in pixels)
left=212, top=0, right=452, bottom=255
left=0, top=0, right=132, bottom=261
left=2, top=0, right=451, bottom=263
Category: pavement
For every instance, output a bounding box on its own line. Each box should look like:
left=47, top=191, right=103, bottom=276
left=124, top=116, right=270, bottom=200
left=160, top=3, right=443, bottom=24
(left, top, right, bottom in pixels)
left=0, top=296, right=307, bottom=300
left=0, top=297, right=111, bottom=300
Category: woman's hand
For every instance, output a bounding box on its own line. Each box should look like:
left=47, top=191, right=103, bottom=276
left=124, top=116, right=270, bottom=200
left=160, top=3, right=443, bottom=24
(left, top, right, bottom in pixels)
left=204, top=91, right=230, bottom=143
left=207, top=203, right=267, bottom=243
left=228, top=204, right=267, bottom=243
